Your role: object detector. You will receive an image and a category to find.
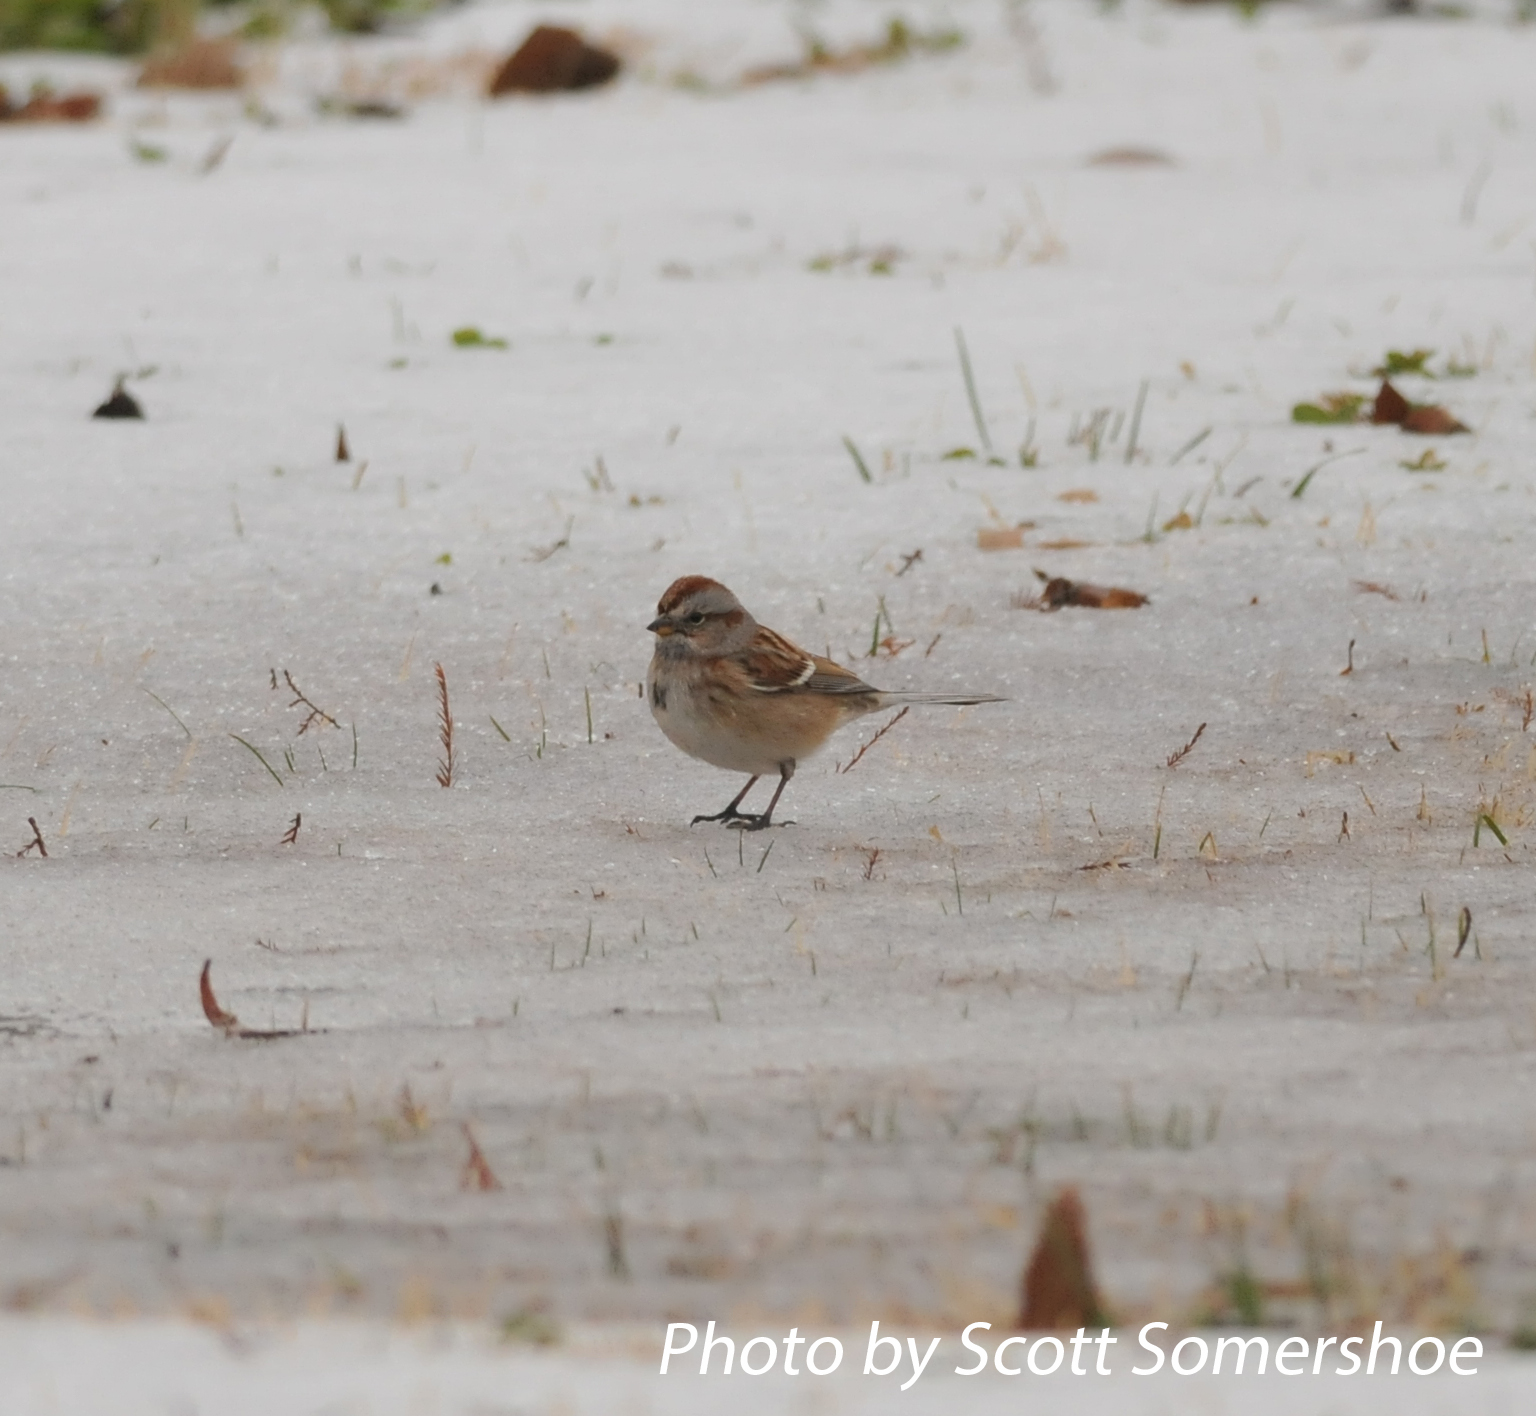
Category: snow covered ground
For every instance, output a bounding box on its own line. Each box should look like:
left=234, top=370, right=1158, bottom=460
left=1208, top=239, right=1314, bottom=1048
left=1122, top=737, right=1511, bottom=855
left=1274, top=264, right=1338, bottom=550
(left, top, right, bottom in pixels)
left=2, top=0, right=1536, bottom=1406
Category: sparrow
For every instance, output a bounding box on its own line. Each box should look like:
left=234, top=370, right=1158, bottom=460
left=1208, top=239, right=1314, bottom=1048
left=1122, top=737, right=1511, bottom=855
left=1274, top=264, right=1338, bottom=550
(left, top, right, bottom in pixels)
left=646, top=576, right=1004, bottom=829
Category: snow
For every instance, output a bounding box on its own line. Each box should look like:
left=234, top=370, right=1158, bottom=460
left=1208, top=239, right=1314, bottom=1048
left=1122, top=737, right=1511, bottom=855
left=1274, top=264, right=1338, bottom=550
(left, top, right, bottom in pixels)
left=1, top=0, right=1536, bottom=1405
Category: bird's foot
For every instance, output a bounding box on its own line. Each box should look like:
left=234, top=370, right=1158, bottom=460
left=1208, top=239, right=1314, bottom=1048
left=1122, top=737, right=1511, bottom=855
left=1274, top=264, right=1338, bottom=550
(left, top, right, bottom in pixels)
left=691, top=806, right=759, bottom=828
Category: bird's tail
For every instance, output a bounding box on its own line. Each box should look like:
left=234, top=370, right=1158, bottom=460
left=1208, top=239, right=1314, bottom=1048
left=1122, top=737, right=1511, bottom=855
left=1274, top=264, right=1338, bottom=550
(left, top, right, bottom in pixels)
left=882, top=691, right=1006, bottom=707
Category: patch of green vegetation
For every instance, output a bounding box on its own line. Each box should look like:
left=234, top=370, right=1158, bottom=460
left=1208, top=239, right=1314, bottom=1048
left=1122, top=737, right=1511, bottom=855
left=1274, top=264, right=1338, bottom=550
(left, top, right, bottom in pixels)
left=1373, top=348, right=1435, bottom=378
left=0, top=0, right=447, bottom=52
left=1291, top=392, right=1366, bottom=425
left=1400, top=449, right=1446, bottom=472
left=451, top=326, right=508, bottom=350
left=0, top=0, right=166, bottom=53
left=499, top=1307, right=560, bottom=1347
left=877, top=16, right=964, bottom=61
left=941, top=447, right=977, bottom=461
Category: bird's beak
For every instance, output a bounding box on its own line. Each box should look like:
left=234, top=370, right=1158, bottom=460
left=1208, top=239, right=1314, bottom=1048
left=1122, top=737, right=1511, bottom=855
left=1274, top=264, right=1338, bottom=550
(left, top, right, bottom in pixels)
left=648, top=617, right=674, bottom=637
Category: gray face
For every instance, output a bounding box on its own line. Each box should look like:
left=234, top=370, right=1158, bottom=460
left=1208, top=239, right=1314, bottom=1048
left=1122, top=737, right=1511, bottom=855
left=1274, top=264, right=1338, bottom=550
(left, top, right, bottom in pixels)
left=647, top=582, right=755, bottom=657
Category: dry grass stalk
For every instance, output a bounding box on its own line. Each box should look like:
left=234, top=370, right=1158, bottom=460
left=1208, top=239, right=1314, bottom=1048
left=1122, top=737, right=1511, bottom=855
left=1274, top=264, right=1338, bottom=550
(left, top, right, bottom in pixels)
left=280, top=813, right=301, bottom=845
left=838, top=706, right=909, bottom=774
left=1166, top=722, right=1207, bottom=769
left=434, top=664, right=455, bottom=787
left=460, top=1123, right=502, bottom=1191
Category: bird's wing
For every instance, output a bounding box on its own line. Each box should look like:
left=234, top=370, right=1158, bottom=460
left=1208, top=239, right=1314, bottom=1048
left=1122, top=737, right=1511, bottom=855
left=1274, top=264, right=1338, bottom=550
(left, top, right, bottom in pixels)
left=736, top=631, right=879, bottom=696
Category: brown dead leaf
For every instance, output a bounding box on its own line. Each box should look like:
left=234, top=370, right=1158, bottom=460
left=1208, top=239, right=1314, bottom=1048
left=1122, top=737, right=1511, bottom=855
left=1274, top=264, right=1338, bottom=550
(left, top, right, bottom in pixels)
left=138, top=38, right=243, bottom=90
left=1371, top=380, right=1468, bottom=435
left=1035, top=573, right=1148, bottom=610
left=1371, top=380, right=1411, bottom=425
left=489, top=25, right=620, bottom=95
left=198, top=959, right=311, bottom=1040
left=1086, top=146, right=1175, bottom=167
left=0, top=87, right=101, bottom=122
left=460, top=1122, right=502, bottom=1191
left=1352, top=579, right=1399, bottom=601
left=1161, top=510, right=1194, bottom=532
left=978, top=526, right=1026, bottom=551
left=1304, top=749, right=1355, bottom=776
left=1401, top=405, right=1468, bottom=435
left=1035, top=538, right=1094, bottom=551
left=199, top=959, right=239, bottom=1031
left=1019, top=1187, right=1108, bottom=1329
left=1057, top=488, right=1099, bottom=504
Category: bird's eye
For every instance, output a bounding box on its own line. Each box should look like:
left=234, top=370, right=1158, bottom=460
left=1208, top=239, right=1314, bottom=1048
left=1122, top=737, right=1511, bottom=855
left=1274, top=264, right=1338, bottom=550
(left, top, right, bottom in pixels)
left=687, top=612, right=706, bottom=626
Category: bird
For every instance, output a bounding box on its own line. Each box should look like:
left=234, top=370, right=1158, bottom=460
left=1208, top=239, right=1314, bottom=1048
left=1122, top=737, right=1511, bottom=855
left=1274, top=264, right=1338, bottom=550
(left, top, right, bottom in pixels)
left=646, top=576, right=1004, bottom=830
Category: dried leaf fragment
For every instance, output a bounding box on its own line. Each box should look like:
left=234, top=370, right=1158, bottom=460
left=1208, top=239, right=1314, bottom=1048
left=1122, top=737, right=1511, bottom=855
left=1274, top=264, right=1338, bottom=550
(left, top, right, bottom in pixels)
left=1371, top=380, right=1411, bottom=425
left=1033, top=571, right=1148, bottom=610
left=1086, top=146, right=1175, bottom=167
left=1371, top=380, right=1467, bottom=435
left=92, top=379, right=143, bottom=420
left=460, top=1123, right=503, bottom=1191
left=138, top=38, right=243, bottom=91
left=0, top=85, right=101, bottom=123
left=1304, top=749, right=1355, bottom=776
left=198, top=960, right=311, bottom=1039
left=1401, top=405, right=1467, bottom=435
left=199, top=960, right=240, bottom=1032
left=978, top=526, right=1025, bottom=551
left=489, top=26, right=620, bottom=95
left=1019, top=1187, right=1108, bottom=1329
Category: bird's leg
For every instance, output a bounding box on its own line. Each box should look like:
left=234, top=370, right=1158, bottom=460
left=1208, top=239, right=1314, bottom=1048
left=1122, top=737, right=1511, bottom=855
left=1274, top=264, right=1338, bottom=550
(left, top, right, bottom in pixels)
left=736, top=762, right=794, bottom=832
left=691, top=776, right=760, bottom=827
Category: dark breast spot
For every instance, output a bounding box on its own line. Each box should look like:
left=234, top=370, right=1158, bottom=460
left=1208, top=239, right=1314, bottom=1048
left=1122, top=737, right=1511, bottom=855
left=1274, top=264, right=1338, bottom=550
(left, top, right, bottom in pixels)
left=651, top=681, right=668, bottom=710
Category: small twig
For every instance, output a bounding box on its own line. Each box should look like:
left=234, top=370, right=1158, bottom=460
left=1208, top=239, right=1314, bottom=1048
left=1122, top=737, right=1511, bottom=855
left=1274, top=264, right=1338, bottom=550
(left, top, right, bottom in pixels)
left=460, top=1122, right=502, bottom=1191
left=16, top=817, right=47, bottom=858
left=335, top=424, right=350, bottom=463
left=1165, top=722, right=1206, bottom=769
left=280, top=813, right=301, bottom=845
left=283, top=670, right=338, bottom=734
left=838, top=705, right=910, bottom=773
left=1454, top=906, right=1473, bottom=959
left=1340, top=639, right=1355, bottom=677
left=435, top=664, right=455, bottom=787
left=896, top=549, right=924, bottom=577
